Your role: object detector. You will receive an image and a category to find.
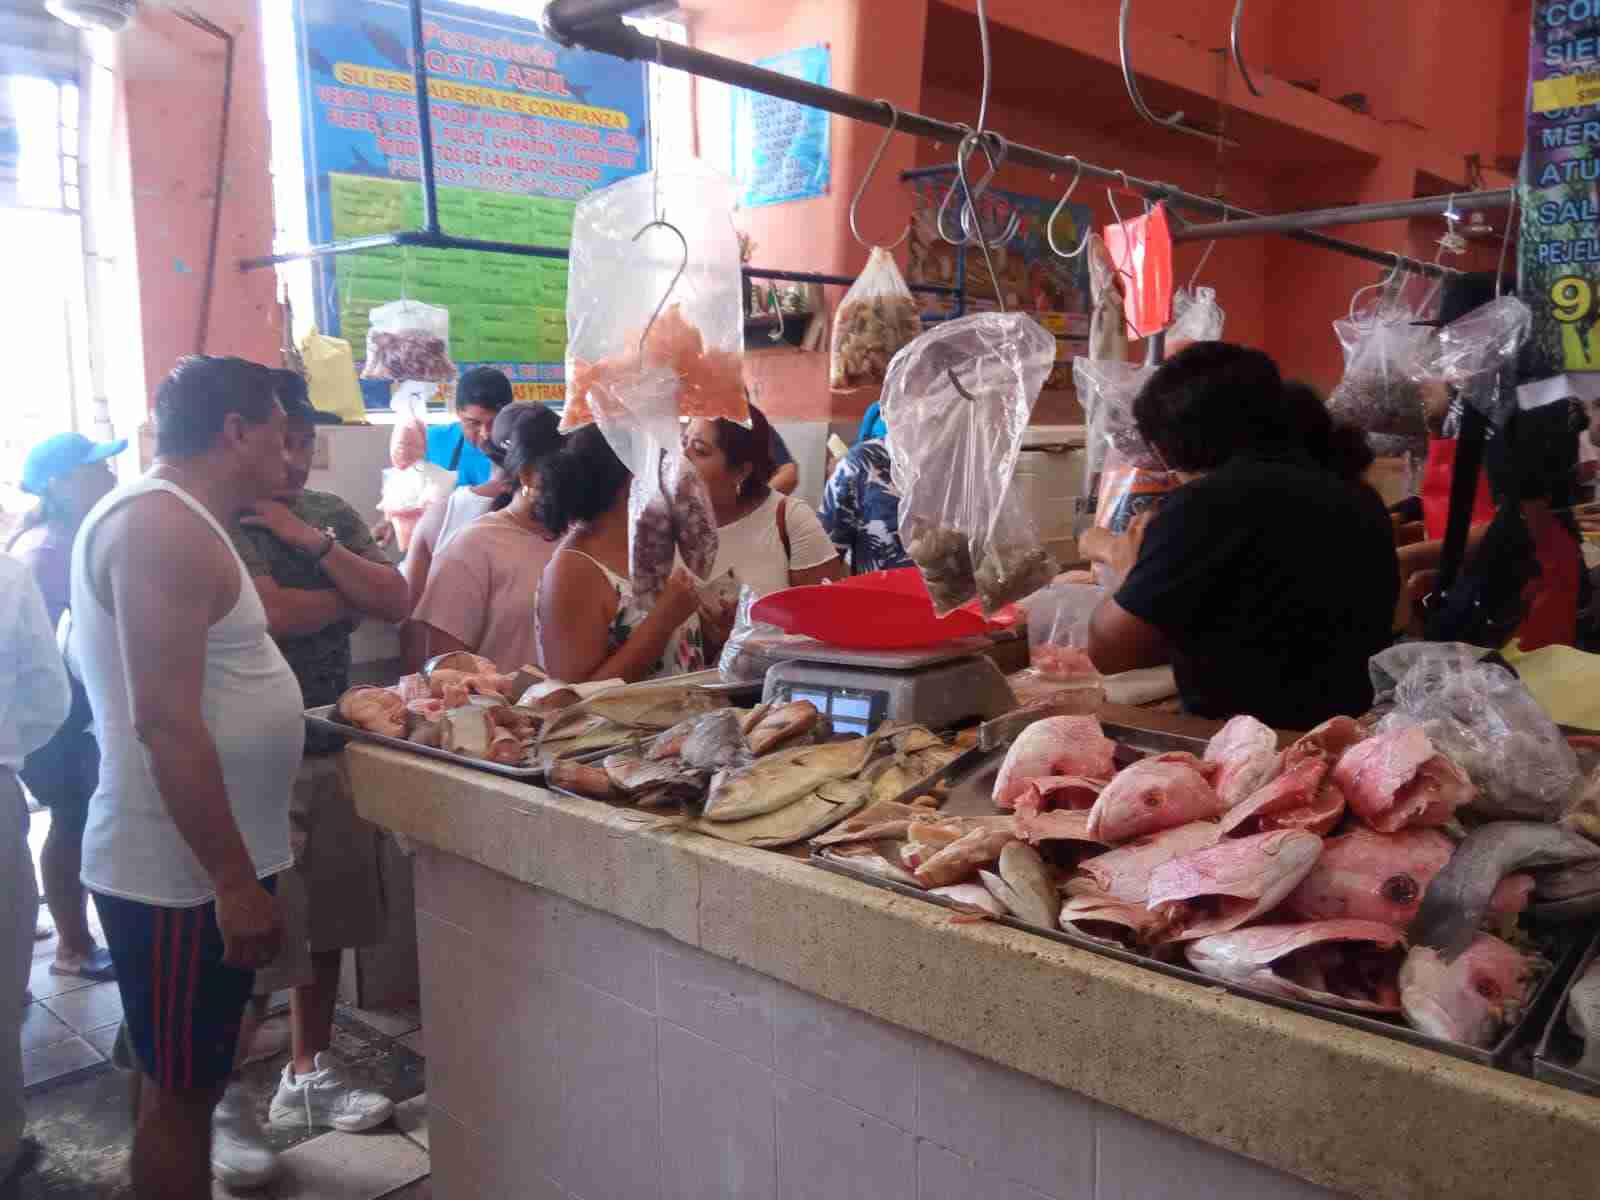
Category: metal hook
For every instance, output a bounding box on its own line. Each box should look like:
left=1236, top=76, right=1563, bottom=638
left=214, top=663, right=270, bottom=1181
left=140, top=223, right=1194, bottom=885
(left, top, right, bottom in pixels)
left=849, top=101, right=910, bottom=251
left=1230, top=0, right=1263, bottom=98
left=1120, top=0, right=1238, bottom=147
left=632, top=218, right=688, bottom=361
left=947, top=368, right=978, bottom=403
left=1046, top=158, right=1090, bottom=259
left=957, top=132, right=1021, bottom=249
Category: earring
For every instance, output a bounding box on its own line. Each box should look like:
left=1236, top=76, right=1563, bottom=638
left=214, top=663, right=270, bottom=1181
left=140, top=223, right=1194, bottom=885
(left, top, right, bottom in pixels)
left=522, top=485, right=535, bottom=501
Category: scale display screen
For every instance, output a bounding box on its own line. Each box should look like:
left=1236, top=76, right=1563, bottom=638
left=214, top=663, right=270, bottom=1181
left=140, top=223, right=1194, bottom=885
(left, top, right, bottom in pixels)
left=777, top=683, right=888, bottom=737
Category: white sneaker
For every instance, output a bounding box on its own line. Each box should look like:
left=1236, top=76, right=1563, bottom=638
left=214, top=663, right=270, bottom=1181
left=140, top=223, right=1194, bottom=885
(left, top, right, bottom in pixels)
left=269, top=1052, right=394, bottom=1133
left=212, top=1081, right=279, bottom=1191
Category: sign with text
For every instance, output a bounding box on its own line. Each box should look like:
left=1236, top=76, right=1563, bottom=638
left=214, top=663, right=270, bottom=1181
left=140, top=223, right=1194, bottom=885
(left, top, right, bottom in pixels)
left=1523, top=1, right=1600, bottom=375
left=293, top=0, right=649, bottom=401
left=731, top=46, right=830, bottom=208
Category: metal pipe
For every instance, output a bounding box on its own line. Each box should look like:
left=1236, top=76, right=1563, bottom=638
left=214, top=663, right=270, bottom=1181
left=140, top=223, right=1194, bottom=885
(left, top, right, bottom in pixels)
left=556, top=17, right=1446, bottom=275
left=1230, top=0, right=1263, bottom=98
left=1118, top=0, right=1234, bottom=147
left=543, top=0, right=653, bottom=43
left=408, top=0, right=441, bottom=234
left=175, top=9, right=234, bottom=354
left=1174, top=190, right=1515, bottom=242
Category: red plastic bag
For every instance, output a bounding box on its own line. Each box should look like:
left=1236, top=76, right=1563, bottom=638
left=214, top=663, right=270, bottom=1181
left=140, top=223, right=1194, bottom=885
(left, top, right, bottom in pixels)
left=1102, top=203, right=1173, bottom=339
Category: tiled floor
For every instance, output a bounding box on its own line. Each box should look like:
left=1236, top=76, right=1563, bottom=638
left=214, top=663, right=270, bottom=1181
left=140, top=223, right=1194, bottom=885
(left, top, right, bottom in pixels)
left=16, top=809, right=431, bottom=1198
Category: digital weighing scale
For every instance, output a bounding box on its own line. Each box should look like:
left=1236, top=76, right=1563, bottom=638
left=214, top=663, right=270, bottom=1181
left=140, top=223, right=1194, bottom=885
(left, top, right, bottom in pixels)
left=761, top=637, right=1016, bottom=736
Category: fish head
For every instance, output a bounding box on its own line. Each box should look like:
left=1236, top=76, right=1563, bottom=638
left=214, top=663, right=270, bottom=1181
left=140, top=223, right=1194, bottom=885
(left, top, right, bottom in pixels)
left=1283, top=828, right=1453, bottom=926
left=1399, top=935, right=1540, bottom=1047
left=1149, top=829, right=1323, bottom=942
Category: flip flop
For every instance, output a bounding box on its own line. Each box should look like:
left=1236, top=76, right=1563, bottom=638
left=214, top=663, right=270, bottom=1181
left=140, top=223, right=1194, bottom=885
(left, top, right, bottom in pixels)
left=49, top=947, right=117, bottom=981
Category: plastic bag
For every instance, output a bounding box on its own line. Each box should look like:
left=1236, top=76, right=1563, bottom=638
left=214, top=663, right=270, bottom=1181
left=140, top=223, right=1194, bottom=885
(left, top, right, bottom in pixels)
left=1327, top=284, right=1434, bottom=436
left=564, top=161, right=746, bottom=432
left=1086, top=233, right=1129, bottom=363
left=1073, top=357, right=1179, bottom=536
left=1023, top=582, right=1104, bottom=680
left=881, top=313, right=1058, bottom=615
left=1166, top=286, right=1225, bottom=347
left=361, top=299, right=456, bottom=383
left=1412, top=295, right=1531, bottom=423
left=589, top=365, right=719, bottom=608
left=378, top=460, right=453, bottom=555
left=830, top=246, right=922, bottom=390
left=1374, top=642, right=1582, bottom=822
left=388, top=382, right=434, bottom=470
left=1102, top=202, right=1173, bottom=339
left=300, top=328, right=366, bottom=423
left=718, top=585, right=791, bottom=683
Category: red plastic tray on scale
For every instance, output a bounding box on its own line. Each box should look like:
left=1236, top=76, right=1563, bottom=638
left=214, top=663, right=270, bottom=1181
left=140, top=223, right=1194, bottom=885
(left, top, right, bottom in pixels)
left=749, top=567, right=989, bottom=650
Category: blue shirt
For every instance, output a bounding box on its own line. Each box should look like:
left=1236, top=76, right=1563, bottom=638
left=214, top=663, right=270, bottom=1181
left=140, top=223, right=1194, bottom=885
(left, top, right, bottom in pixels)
left=424, top=424, right=492, bottom=487
left=819, top=440, right=911, bottom=575
left=855, top=404, right=888, bottom=445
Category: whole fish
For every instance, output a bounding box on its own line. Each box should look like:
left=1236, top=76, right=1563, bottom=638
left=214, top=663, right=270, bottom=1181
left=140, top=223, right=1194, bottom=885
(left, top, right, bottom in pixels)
left=1331, top=724, right=1475, bottom=834
left=1087, top=754, right=1224, bottom=845
left=997, top=842, right=1058, bottom=927
left=978, top=869, right=1026, bottom=919
left=1146, top=829, right=1323, bottom=943
left=1186, top=920, right=1407, bottom=1012
left=548, top=760, right=616, bottom=801
left=679, top=708, right=752, bottom=772
left=1203, top=714, right=1281, bottom=807
left=914, top=827, right=1018, bottom=888
left=541, top=684, right=726, bottom=744
left=810, top=800, right=937, bottom=848
left=702, top=734, right=880, bottom=823
left=694, top=779, right=870, bottom=849
left=1071, top=820, right=1221, bottom=903
left=746, top=700, right=820, bottom=756
left=1218, top=755, right=1344, bottom=838
left=1059, top=891, right=1172, bottom=947
left=1567, top=959, right=1600, bottom=1077
left=603, top=751, right=700, bottom=797
left=820, top=844, right=922, bottom=888
left=1408, top=822, right=1600, bottom=958
left=930, top=883, right=1007, bottom=917
left=1400, top=934, right=1544, bottom=1048
left=992, top=716, right=1117, bottom=810
left=901, top=817, right=1015, bottom=872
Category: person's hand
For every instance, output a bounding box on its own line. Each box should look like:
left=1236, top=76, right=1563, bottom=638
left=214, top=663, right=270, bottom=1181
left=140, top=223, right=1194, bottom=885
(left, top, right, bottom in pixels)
left=371, top=517, right=395, bottom=546
left=240, top=500, right=323, bottom=554
left=656, top=567, right=702, bottom=628
left=214, top=878, right=283, bottom=970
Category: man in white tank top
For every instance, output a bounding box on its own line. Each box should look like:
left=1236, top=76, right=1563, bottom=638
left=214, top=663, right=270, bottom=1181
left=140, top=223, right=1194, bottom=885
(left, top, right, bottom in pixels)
left=71, top=356, right=306, bottom=1198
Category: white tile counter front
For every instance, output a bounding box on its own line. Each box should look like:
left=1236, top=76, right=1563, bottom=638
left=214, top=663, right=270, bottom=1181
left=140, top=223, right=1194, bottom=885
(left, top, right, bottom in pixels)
left=348, top=743, right=1600, bottom=1200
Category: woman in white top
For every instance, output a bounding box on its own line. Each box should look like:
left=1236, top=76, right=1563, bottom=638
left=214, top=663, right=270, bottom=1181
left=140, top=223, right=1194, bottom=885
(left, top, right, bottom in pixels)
left=682, top=405, right=842, bottom=655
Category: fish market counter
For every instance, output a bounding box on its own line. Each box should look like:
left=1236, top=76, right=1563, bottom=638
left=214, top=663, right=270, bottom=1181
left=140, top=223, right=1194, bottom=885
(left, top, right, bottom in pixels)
left=348, top=713, right=1600, bottom=1200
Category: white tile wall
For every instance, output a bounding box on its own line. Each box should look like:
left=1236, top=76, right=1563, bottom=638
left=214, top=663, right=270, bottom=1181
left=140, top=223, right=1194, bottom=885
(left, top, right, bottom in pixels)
left=415, top=854, right=1346, bottom=1200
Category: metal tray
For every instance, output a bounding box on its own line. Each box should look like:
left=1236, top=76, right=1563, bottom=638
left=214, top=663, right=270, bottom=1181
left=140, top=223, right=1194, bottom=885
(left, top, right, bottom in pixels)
left=1534, top=930, right=1600, bottom=1096
left=811, top=726, right=1581, bottom=1071
left=305, top=703, right=564, bottom=782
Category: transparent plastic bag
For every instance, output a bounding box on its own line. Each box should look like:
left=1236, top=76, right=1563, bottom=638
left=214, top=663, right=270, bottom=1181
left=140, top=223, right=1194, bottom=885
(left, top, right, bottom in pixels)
left=1166, top=286, right=1225, bottom=346
left=378, top=460, right=453, bottom=555
left=564, top=161, right=746, bottom=432
left=1023, top=582, right=1104, bottom=680
left=388, top=382, right=433, bottom=470
left=717, top=585, right=790, bottom=683
left=1414, top=295, right=1532, bottom=386
left=831, top=246, right=922, bottom=390
left=589, top=365, right=719, bottom=608
left=1086, top=233, right=1128, bottom=363
left=361, top=299, right=456, bottom=383
left=1073, top=359, right=1179, bottom=565
left=1374, top=642, right=1582, bottom=822
left=881, top=313, right=1059, bottom=615
left=1327, top=287, right=1434, bottom=436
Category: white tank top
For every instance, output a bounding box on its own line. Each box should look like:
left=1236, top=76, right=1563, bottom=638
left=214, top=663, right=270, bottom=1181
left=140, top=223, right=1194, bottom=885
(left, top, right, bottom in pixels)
left=73, top=477, right=303, bottom=906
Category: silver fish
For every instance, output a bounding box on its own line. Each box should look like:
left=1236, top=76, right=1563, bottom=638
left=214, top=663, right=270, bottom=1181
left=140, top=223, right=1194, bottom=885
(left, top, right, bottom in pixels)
left=978, top=869, right=1026, bottom=918
left=929, top=883, right=1006, bottom=916
left=997, top=842, right=1058, bottom=927
left=694, top=779, right=870, bottom=849
left=1409, top=822, right=1600, bottom=959
left=1567, top=960, right=1600, bottom=1077
left=702, top=734, right=880, bottom=823
left=679, top=709, right=753, bottom=772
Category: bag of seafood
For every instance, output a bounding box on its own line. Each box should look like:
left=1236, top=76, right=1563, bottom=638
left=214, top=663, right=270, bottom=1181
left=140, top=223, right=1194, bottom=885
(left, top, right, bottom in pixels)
left=1023, top=581, right=1104, bottom=681
left=830, top=246, right=922, bottom=390
left=361, top=299, right=457, bottom=383
left=563, top=160, right=747, bottom=431
left=881, top=312, right=1058, bottom=615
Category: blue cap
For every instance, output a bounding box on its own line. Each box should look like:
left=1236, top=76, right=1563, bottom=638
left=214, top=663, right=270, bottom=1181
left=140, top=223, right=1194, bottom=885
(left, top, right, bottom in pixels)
left=22, top=433, right=128, bottom=496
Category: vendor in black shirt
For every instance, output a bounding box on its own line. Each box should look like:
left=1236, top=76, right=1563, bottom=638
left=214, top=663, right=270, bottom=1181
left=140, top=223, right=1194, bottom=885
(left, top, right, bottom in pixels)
left=1087, top=343, right=1399, bottom=730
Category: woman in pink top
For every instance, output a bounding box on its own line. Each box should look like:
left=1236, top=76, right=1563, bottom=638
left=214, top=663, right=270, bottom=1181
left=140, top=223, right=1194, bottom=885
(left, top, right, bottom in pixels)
left=412, top=405, right=564, bottom=672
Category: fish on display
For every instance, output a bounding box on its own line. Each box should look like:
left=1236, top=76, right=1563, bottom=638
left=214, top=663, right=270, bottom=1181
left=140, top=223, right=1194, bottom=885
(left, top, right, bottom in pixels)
left=548, top=760, right=616, bottom=800
left=1014, top=775, right=1102, bottom=820
left=992, top=716, right=1117, bottom=810
left=1059, top=892, right=1171, bottom=947
left=404, top=698, right=446, bottom=748
left=702, top=734, right=880, bottom=823
left=746, top=700, right=820, bottom=756
left=930, top=883, right=1007, bottom=917
left=1567, top=959, right=1600, bottom=1077
left=1408, top=822, right=1600, bottom=959
left=678, top=708, right=753, bottom=772
left=541, top=684, right=726, bottom=746
left=1399, top=933, right=1544, bottom=1047
left=914, top=826, right=1018, bottom=888
left=1533, top=859, right=1600, bottom=919
left=1086, top=753, right=1224, bottom=844
left=1203, top=714, right=1281, bottom=807
left=1281, top=716, right=1365, bottom=769
left=1218, top=755, right=1345, bottom=838
left=1015, top=807, right=1104, bottom=848
left=338, top=686, right=407, bottom=738
left=1146, top=829, right=1323, bottom=943
left=602, top=751, right=702, bottom=797
left=820, top=843, right=923, bottom=888
left=1330, top=723, right=1475, bottom=833
left=995, top=842, right=1058, bottom=927
left=810, top=801, right=939, bottom=848
left=693, top=779, right=871, bottom=849
left=1071, top=820, right=1222, bottom=904
left=1185, top=920, right=1407, bottom=1012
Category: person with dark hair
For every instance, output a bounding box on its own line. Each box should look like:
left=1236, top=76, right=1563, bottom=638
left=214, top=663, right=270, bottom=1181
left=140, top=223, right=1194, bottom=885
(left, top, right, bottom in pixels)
left=228, top=370, right=407, bottom=1155
left=9, top=432, right=126, bottom=981
left=413, top=403, right=565, bottom=669
left=683, top=407, right=841, bottom=652
left=534, top=426, right=704, bottom=682
left=1086, top=342, right=1399, bottom=729
left=422, top=365, right=513, bottom=487
left=69, top=356, right=304, bottom=1195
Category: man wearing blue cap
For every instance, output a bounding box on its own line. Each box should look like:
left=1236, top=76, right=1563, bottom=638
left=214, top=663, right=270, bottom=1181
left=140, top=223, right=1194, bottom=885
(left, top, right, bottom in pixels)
left=8, top=431, right=127, bottom=981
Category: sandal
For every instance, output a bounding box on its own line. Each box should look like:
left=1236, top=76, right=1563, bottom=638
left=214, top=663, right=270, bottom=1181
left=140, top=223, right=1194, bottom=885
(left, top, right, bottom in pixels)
left=49, top=947, right=117, bottom=981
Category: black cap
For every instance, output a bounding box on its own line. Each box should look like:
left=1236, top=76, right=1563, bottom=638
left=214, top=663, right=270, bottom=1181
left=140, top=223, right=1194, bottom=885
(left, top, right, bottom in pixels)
left=492, top=402, right=563, bottom=471
left=269, top=368, right=321, bottom=427
left=457, top=366, right=514, bottom=414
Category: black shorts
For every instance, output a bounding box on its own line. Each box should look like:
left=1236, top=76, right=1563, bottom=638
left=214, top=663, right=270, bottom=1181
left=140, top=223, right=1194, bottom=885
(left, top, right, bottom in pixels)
left=93, top=877, right=276, bottom=1092
left=19, top=678, right=97, bottom=836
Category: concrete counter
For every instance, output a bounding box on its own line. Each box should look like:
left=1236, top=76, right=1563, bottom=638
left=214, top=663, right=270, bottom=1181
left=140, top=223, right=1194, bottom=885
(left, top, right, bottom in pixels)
left=350, top=738, right=1600, bottom=1200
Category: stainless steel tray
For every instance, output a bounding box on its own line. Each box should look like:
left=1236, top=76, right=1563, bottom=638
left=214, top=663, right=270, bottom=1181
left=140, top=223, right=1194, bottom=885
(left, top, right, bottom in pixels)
left=1534, top=930, right=1600, bottom=1096
left=305, top=703, right=561, bottom=781
left=811, top=725, right=1580, bottom=1071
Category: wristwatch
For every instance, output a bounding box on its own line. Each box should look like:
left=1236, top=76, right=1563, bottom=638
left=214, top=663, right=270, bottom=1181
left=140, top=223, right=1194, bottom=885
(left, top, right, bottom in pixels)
left=312, top=529, right=337, bottom=563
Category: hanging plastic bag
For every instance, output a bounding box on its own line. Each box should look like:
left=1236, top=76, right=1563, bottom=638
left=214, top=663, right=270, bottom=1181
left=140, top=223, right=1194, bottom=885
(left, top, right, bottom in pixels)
left=1022, top=582, right=1104, bottom=680
left=588, top=365, right=719, bottom=609
left=830, top=246, right=922, bottom=390
left=881, top=312, right=1059, bottom=615
left=564, top=161, right=747, bottom=432
left=1101, top=202, right=1173, bottom=339
left=1165, top=286, right=1225, bottom=347
left=1412, top=294, right=1531, bottom=424
left=378, top=461, right=453, bottom=555
left=388, top=382, right=433, bottom=470
left=300, top=328, right=366, bottom=423
left=1327, top=278, right=1436, bottom=436
left=360, top=299, right=456, bottom=383
left=1072, top=358, right=1178, bottom=525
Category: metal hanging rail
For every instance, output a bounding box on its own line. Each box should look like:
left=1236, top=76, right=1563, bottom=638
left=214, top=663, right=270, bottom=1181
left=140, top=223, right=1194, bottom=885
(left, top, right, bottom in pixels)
left=1173, top=189, right=1515, bottom=243
left=543, top=0, right=1456, bottom=277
